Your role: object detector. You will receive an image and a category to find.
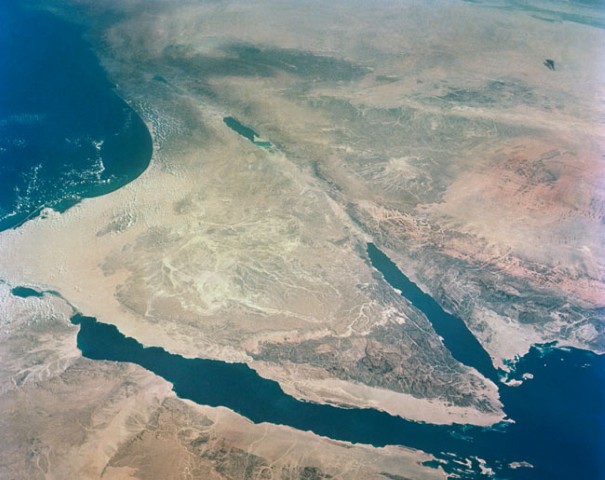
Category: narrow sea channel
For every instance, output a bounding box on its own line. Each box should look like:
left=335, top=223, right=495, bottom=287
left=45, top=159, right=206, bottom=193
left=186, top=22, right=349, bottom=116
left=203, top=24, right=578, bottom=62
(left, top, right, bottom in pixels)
left=69, top=242, right=605, bottom=480
left=367, top=243, right=499, bottom=383
left=2, top=3, right=603, bottom=478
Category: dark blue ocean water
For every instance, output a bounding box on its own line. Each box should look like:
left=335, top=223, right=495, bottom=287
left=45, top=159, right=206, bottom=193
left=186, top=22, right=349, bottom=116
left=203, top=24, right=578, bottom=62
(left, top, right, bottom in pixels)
left=3, top=4, right=604, bottom=479
left=0, top=3, right=152, bottom=230
left=366, top=244, right=605, bottom=479
left=367, top=243, right=499, bottom=383
left=69, top=309, right=605, bottom=479
left=68, top=241, right=605, bottom=480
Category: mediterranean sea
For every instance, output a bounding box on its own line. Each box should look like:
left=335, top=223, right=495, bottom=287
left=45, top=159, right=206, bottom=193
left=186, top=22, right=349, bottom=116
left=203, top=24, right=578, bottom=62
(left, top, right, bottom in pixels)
left=2, top=4, right=603, bottom=479
left=0, top=2, right=152, bottom=231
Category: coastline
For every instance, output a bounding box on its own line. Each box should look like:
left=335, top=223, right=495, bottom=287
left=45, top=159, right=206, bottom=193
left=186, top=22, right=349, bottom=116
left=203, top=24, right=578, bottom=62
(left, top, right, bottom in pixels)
left=0, top=282, right=444, bottom=479
left=0, top=146, right=505, bottom=426
left=1, top=1, right=603, bottom=477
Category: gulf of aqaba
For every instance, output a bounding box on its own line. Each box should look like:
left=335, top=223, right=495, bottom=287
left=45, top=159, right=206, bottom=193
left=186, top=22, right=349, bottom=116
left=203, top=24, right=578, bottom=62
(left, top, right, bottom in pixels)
left=0, top=1, right=603, bottom=479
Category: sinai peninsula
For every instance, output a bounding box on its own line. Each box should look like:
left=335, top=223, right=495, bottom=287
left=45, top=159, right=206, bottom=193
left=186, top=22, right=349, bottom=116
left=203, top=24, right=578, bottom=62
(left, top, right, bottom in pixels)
left=1, top=0, right=604, bottom=478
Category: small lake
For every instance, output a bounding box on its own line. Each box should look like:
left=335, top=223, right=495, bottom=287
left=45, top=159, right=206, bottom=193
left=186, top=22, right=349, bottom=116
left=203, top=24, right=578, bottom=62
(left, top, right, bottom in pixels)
left=224, top=116, right=273, bottom=149
left=10, top=286, right=44, bottom=298
left=3, top=4, right=603, bottom=478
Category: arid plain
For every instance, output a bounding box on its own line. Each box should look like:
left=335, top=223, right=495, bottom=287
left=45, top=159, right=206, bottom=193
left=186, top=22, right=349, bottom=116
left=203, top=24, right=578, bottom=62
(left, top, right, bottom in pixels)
left=1, top=0, right=603, bottom=478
